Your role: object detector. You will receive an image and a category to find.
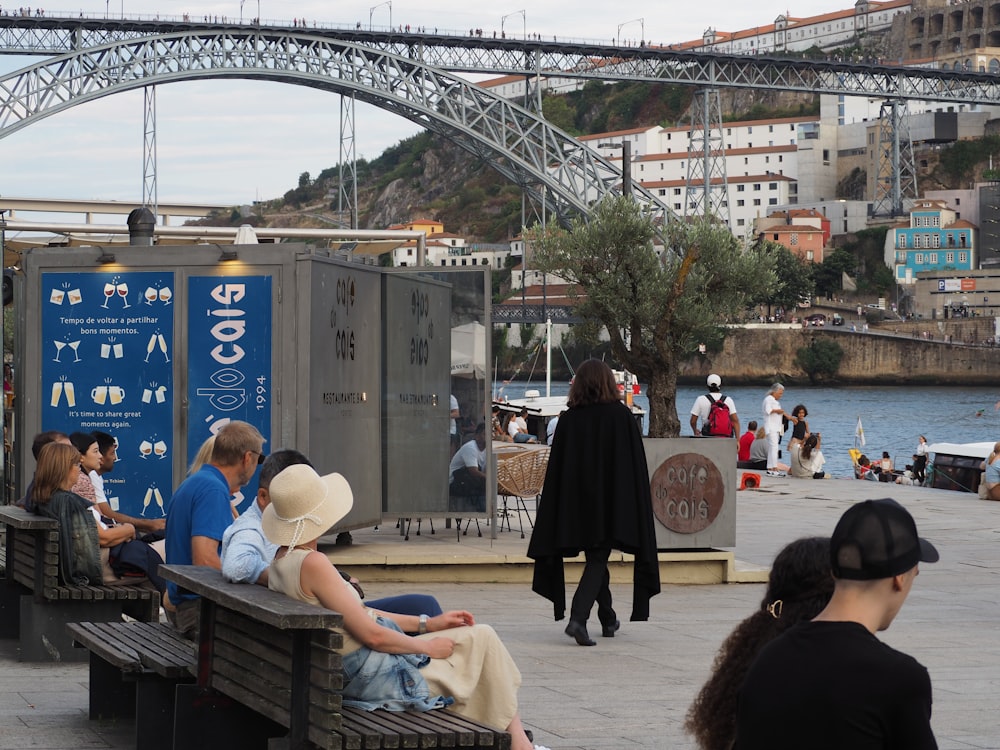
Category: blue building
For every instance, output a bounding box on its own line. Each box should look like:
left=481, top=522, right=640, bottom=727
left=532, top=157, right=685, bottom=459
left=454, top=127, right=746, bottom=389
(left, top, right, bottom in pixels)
left=885, top=199, right=977, bottom=286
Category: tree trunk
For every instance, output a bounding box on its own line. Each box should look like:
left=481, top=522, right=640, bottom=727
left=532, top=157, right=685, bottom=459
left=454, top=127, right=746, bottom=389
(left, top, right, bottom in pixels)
left=646, top=365, right=680, bottom=438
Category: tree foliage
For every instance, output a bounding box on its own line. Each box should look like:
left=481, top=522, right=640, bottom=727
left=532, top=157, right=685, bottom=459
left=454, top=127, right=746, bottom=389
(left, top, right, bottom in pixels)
left=795, top=339, right=844, bottom=383
left=753, top=241, right=814, bottom=314
left=529, top=197, right=777, bottom=437
left=813, top=248, right=856, bottom=296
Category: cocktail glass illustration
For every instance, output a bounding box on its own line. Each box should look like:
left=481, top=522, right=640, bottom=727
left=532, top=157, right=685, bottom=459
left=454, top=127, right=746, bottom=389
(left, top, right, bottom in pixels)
left=144, top=287, right=158, bottom=305
left=139, top=440, right=153, bottom=459
left=117, top=282, right=130, bottom=308
left=68, top=340, right=81, bottom=362
left=101, top=283, right=115, bottom=308
left=153, top=440, right=167, bottom=459
left=53, top=340, right=66, bottom=362
left=159, top=287, right=173, bottom=305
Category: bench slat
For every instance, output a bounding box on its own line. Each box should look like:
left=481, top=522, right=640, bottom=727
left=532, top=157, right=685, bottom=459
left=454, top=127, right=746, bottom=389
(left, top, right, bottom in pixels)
left=66, top=621, right=144, bottom=672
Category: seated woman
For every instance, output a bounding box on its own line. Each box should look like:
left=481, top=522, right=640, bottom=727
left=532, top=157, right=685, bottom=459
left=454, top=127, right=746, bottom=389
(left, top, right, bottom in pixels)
left=982, top=441, right=1000, bottom=501
left=855, top=454, right=879, bottom=481
left=789, top=434, right=826, bottom=479
left=30, top=442, right=164, bottom=590
left=786, top=404, right=809, bottom=452
left=262, top=464, right=549, bottom=750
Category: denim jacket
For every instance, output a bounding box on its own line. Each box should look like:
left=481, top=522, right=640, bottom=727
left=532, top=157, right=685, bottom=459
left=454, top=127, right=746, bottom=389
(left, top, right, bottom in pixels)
left=36, top=489, right=102, bottom=585
left=341, top=616, right=453, bottom=712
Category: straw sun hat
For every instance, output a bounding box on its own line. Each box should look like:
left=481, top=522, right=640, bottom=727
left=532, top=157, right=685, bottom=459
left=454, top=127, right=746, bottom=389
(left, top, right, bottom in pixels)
left=261, top=464, right=354, bottom=548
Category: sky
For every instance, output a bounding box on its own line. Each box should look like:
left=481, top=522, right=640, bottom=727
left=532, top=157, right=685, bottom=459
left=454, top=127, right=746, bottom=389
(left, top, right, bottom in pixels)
left=0, top=0, right=846, bottom=218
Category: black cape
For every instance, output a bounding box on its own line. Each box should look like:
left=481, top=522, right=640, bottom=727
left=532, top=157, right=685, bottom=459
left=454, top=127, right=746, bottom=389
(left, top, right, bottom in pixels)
left=527, top=401, right=661, bottom=621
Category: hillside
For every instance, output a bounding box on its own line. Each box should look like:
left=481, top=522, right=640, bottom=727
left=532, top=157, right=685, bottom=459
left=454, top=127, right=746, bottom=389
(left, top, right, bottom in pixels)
left=190, top=82, right=818, bottom=242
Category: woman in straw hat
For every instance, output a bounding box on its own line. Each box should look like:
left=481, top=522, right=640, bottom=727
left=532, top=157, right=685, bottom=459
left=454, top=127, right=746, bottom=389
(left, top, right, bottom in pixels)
left=262, top=464, right=549, bottom=750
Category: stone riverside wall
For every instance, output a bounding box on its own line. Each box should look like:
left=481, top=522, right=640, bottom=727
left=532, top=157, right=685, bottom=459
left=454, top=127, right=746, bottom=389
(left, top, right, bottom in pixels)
left=678, top=327, right=1000, bottom=386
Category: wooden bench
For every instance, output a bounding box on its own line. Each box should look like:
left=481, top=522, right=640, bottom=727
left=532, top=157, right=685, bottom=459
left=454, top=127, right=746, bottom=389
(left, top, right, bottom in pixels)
left=0, top=504, right=159, bottom=660
left=66, top=621, right=196, bottom=750
left=160, top=564, right=511, bottom=750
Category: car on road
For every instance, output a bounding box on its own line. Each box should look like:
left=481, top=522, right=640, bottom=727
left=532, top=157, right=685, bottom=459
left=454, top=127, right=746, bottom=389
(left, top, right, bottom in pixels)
left=831, top=313, right=845, bottom=326
left=805, top=313, right=827, bottom=326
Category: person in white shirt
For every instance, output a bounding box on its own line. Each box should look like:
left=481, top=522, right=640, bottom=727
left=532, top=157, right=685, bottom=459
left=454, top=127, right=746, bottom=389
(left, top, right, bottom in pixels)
left=689, top=374, right=739, bottom=437
left=546, top=411, right=564, bottom=444
left=507, top=407, right=537, bottom=444
left=762, top=383, right=790, bottom=477
left=89, top=431, right=165, bottom=534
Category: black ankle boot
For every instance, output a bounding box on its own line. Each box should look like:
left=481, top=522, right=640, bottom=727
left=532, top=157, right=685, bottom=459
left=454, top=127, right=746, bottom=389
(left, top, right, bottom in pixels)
left=564, top=620, right=596, bottom=646
left=601, top=619, right=621, bottom=637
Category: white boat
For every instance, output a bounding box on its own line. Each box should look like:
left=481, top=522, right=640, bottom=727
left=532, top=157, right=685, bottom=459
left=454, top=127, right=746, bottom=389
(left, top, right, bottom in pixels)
left=926, top=441, right=992, bottom=493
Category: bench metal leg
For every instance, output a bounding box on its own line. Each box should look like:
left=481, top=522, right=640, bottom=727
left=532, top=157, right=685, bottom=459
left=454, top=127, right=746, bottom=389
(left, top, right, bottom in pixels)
left=87, top=652, right=136, bottom=720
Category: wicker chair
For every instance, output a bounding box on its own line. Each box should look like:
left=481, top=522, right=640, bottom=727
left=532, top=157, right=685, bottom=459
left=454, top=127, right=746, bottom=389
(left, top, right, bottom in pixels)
left=496, top=447, right=549, bottom=538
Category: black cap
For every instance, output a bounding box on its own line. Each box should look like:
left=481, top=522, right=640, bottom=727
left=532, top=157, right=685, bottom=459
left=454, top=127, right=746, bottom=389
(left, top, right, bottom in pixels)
left=830, top=498, right=939, bottom=580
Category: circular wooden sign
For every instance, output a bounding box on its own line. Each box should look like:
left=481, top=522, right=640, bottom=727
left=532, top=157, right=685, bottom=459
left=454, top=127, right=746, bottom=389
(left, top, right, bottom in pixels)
left=650, top=452, right=725, bottom=534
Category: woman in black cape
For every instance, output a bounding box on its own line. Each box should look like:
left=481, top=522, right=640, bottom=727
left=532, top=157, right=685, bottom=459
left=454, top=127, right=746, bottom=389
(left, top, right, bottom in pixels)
left=527, top=359, right=661, bottom=646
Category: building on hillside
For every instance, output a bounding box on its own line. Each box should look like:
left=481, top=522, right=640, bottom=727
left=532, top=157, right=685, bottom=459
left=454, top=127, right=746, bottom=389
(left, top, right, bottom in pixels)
left=386, top=220, right=517, bottom=268
left=771, top=200, right=873, bottom=235
left=756, top=208, right=831, bottom=261
left=912, top=269, right=1000, bottom=321
left=884, top=199, right=977, bottom=286
left=977, top=183, right=1000, bottom=269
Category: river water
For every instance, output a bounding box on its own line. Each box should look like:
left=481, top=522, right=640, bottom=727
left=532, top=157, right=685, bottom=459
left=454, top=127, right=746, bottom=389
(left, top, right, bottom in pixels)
left=492, top=382, right=1000, bottom=479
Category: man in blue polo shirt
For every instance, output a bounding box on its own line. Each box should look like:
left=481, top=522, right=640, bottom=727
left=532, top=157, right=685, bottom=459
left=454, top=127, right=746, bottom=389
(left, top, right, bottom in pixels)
left=164, top=420, right=265, bottom=638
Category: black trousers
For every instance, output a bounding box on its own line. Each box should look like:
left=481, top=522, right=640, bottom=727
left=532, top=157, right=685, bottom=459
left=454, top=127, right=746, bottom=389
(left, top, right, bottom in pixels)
left=570, top=547, right=616, bottom=626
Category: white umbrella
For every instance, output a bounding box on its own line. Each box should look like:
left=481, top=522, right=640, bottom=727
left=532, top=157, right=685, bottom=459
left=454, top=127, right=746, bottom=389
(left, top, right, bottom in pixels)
left=450, top=321, right=486, bottom=379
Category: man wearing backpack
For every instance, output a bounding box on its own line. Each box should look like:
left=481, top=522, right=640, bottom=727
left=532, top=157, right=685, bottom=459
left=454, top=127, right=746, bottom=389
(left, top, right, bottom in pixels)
left=690, top=374, right=740, bottom=438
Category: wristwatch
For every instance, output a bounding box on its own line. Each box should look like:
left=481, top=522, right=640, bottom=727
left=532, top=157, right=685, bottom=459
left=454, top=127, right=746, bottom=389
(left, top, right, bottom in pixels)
left=418, top=614, right=428, bottom=634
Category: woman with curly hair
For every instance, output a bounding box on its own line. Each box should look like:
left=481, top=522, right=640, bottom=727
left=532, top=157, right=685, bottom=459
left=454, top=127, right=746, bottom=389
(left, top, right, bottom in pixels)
left=684, top=537, right=834, bottom=750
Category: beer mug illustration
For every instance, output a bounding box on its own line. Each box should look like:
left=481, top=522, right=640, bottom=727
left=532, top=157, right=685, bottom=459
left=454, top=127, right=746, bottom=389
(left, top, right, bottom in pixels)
left=63, top=381, right=76, bottom=407
left=91, top=385, right=108, bottom=405
left=108, top=386, right=125, bottom=405
left=50, top=381, right=63, bottom=407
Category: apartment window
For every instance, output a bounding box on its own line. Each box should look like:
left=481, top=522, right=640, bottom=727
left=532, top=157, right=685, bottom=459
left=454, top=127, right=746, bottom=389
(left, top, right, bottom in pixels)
left=769, top=182, right=777, bottom=190
left=915, top=253, right=924, bottom=263
left=737, top=184, right=745, bottom=192
left=914, top=235, right=922, bottom=248
left=822, top=149, right=830, bottom=164
left=673, top=188, right=682, bottom=195
left=779, top=155, right=783, bottom=162
left=929, top=253, right=938, bottom=263
left=753, top=198, right=762, bottom=206
left=955, top=198, right=961, bottom=206
left=674, top=203, right=682, bottom=210
left=748, top=126, right=753, bottom=133
left=769, top=198, right=778, bottom=205
left=896, top=251, right=906, bottom=263
left=737, top=199, right=745, bottom=207
left=765, top=156, right=770, bottom=163
left=960, top=235, right=967, bottom=248
left=932, top=235, right=940, bottom=248
left=753, top=183, right=761, bottom=191
left=745, top=157, right=749, bottom=165
left=640, top=164, right=644, bottom=172
left=737, top=218, right=746, bottom=226
left=946, top=252, right=955, bottom=263
left=658, top=189, right=666, bottom=196
left=769, top=124, right=774, bottom=132
left=959, top=252, right=968, bottom=263
left=898, top=235, right=907, bottom=248
left=790, top=232, right=799, bottom=245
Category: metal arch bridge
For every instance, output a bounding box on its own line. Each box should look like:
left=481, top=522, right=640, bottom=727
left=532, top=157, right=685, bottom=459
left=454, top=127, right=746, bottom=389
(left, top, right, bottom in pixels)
left=3, top=15, right=1000, bottom=105
left=0, top=25, right=665, bottom=227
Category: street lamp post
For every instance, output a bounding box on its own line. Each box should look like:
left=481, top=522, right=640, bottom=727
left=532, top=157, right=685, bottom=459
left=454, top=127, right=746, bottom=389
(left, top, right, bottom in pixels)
left=501, top=9, right=526, bottom=40
left=369, top=0, right=391, bottom=31
left=616, top=17, right=643, bottom=46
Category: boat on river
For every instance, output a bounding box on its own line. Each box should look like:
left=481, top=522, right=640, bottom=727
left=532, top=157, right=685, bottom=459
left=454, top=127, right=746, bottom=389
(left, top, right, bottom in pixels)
left=926, top=441, right=992, bottom=493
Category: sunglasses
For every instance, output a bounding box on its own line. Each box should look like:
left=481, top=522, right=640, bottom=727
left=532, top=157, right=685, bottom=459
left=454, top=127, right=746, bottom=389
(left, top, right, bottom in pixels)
left=250, top=450, right=266, bottom=465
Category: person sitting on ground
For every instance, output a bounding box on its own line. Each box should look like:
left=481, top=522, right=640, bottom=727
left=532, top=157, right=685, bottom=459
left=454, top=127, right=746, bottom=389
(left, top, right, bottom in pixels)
left=263, top=464, right=550, bottom=750
left=789, top=433, right=827, bottom=479
left=738, top=421, right=757, bottom=463
left=507, top=407, right=538, bottom=444
left=685, top=537, right=834, bottom=750
left=981, top=441, right=1000, bottom=501
left=89, top=431, right=166, bottom=534
left=855, top=454, right=879, bottom=481
left=222, top=449, right=444, bottom=622
left=750, top=426, right=788, bottom=473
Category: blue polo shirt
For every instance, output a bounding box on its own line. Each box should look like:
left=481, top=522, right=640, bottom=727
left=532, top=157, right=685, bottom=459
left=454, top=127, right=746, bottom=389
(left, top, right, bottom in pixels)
left=164, top=465, right=233, bottom=604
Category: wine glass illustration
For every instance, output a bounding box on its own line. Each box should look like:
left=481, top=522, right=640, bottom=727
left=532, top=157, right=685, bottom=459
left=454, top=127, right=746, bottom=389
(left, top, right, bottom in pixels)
left=159, top=287, right=173, bottom=305
left=153, top=440, right=167, bottom=459
left=68, top=340, right=81, bottom=362
left=53, top=340, right=67, bottom=362
left=139, top=440, right=153, bottom=459
left=117, top=282, right=131, bottom=308
left=157, top=333, right=170, bottom=362
left=153, top=487, right=165, bottom=515
left=144, top=287, right=157, bottom=305
left=141, top=487, right=153, bottom=516
left=101, top=283, right=115, bottom=308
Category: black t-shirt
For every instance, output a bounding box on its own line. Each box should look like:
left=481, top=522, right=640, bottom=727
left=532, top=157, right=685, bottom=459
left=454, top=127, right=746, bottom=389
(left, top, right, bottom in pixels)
left=734, top=620, right=937, bottom=750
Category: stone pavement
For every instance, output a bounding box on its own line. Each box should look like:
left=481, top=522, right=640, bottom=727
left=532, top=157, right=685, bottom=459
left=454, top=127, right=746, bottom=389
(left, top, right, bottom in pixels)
left=2, top=476, right=999, bottom=749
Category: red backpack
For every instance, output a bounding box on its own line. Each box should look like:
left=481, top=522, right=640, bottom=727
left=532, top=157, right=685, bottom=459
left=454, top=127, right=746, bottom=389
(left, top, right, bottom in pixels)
left=702, top=394, right=733, bottom=437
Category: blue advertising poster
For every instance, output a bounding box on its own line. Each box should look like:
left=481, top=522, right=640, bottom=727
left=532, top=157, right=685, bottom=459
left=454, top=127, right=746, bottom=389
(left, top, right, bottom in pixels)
left=41, top=271, right=175, bottom=520
left=187, top=276, right=272, bottom=513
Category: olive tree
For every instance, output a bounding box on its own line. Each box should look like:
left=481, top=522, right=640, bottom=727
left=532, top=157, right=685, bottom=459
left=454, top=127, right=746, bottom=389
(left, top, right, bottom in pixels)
left=529, top=195, right=777, bottom=437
